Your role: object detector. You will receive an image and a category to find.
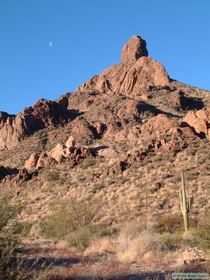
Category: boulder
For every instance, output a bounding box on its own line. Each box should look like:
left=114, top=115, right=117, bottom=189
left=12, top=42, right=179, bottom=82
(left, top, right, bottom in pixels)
left=70, top=117, right=97, bottom=144
left=68, top=146, right=91, bottom=165
left=97, top=147, right=115, bottom=158
left=63, top=146, right=80, bottom=158
left=24, top=153, right=39, bottom=170
left=140, top=114, right=179, bottom=137
left=65, top=136, right=76, bottom=148
left=47, top=143, right=65, bottom=163
left=36, top=152, right=55, bottom=169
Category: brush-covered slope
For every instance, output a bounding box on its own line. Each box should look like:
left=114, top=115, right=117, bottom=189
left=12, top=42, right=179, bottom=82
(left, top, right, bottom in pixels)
left=0, top=35, right=209, bottom=228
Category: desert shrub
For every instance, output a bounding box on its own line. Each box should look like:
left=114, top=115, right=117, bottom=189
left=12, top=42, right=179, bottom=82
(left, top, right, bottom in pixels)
left=115, top=222, right=160, bottom=262
left=116, top=230, right=158, bottom=262
left=43, top=169, right=60, bottom=182
left=66, top=225, right=100, bottom=250
left=41, top=200, right=108, bottom=250
left=157, top=214, right=183, bottom=233
left=157, top=213, right=198, bottom=234
left=12, top=222, right=32, bottom=236
left=192, top=211, right=210, bottom=252
left=0, top=195, right=22, bottom=279
left=156, top=155, right=163, bottom=162
left=187, top=148, right=197, bottom=156
left=37, top=131, right=48, bottom=152
left=159, top=232, right=183, bottom=251
left=81, top=156, right=96, bottom=168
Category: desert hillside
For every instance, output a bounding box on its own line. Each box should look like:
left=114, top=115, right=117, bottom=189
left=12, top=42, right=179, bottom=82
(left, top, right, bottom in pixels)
left=0, top=35, right=209, bottom=279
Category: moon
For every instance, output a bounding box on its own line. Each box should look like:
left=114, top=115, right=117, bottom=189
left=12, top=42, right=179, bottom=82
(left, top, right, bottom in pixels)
left=49, top=41, right=53, bottom=48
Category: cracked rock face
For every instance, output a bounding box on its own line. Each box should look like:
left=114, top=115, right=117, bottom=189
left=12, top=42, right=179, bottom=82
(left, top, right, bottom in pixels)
left=79, top=35, right=170, bottom=96
left=0, top=99, right=69, bottom=150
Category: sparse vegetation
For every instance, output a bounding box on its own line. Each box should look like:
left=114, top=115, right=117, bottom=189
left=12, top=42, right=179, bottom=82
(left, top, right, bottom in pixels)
left=0, top=28, right=209, bottom=278
left=115, top=223, right=159, bottom=262
left=157, top=214, right=183, bottom=234
left=159, top=232, right=182, bottom=251
left=193, top=211, right=210, bottom=253
left=156, top=211, right=210, bottom=253
left=43, top=169, right=60, bottom=182
left=0, top=194, right=21, bottom=279
left=81, top=156, right=96, bottom=168
left=41, top=200, right=110, bottom=250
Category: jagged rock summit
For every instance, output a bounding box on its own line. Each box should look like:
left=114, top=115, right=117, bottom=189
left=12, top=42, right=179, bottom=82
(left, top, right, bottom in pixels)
left=79, top=35, right=170, bottom=95
left=121, top=35, right=148, bottom=64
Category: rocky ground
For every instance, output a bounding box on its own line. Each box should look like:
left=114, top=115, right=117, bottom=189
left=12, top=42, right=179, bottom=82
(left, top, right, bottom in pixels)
left=0, top=35, right=209, bottom=279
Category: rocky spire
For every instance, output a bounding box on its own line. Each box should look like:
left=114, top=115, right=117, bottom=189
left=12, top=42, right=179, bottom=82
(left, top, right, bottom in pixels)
left=121, top=35, right=148, bottom=64
left=79, top=35, right=169, bottom=96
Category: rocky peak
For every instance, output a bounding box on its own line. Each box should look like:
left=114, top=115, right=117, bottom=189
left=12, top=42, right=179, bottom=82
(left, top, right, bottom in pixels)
left=121, top=35, right=148, bottom=64
left=79, top=35, right=169, bottom=95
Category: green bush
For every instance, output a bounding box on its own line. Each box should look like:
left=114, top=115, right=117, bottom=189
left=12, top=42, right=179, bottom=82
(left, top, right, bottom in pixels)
left=41, top=200, right=109, bottom=250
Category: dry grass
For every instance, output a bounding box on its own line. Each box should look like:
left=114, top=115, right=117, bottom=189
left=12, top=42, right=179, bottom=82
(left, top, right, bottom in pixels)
left=116, top=230, right=157, bottom=262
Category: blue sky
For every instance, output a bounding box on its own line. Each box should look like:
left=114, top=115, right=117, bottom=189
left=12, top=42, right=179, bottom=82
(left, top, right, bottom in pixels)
left=0, top=0, right=210, bottom=114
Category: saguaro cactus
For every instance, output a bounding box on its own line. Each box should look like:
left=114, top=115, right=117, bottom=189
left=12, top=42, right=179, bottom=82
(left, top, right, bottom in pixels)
left=179, top=171, right=191, bottom=232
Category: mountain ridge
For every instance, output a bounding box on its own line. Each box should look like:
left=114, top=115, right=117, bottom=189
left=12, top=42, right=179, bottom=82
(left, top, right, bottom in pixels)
left=0, top=35, right=209, bottom=151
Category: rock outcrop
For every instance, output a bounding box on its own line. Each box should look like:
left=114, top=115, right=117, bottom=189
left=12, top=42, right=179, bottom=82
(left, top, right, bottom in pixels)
left=78, top=35, right=170, bottom=96
left=36, top=152, right=56, bottom=169
left=48, top=143, right=66, bottom=164
left=182, top=109, right=210, bottom=140
left=0, top=99, right=69, bottom=150
left=24, top=136, right=91, bottom=170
